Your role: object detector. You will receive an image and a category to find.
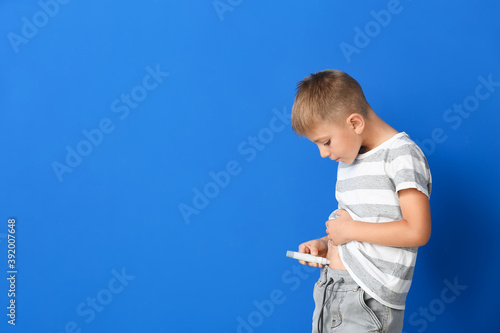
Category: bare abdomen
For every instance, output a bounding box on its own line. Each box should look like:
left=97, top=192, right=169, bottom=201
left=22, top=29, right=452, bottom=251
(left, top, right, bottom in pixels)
left=327, top=243, right=347, bottom=270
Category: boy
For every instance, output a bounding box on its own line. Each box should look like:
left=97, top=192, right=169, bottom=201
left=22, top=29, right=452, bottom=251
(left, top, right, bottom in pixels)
left=291, top=70, right=432, bottom=333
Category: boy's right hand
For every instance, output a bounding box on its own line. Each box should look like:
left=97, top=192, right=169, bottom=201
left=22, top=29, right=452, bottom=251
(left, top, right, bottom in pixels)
left=298, top=238, right=328, bottom=268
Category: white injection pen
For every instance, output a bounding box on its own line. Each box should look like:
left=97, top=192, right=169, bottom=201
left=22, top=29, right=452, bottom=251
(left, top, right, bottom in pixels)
left=286, top=251, right=330, bottom=266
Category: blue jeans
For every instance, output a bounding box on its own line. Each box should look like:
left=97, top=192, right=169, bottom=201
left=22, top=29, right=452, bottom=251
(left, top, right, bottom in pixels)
left=312, top=267, right=404, bottom=333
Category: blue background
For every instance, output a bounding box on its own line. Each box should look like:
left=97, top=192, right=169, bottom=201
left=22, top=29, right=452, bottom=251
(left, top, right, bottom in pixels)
left=1, top=1, right=499, bottom=332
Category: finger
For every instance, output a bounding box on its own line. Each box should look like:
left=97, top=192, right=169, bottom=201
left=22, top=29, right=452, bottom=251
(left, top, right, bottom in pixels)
left=298, top=244, right=310, bottom=254
left=335, top=209, right=346, bottom=216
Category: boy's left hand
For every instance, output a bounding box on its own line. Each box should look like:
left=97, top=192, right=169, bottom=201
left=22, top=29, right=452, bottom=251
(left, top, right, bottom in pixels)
left=325, top=209, right=353, bottom=245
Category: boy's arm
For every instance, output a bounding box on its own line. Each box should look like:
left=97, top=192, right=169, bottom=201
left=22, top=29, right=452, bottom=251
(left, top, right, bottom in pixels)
left=326, top=188, right=431, bottom=247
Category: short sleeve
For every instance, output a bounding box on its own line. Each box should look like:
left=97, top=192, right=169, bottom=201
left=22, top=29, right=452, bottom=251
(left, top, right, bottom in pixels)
left=387, top=142, right=432, bottom=198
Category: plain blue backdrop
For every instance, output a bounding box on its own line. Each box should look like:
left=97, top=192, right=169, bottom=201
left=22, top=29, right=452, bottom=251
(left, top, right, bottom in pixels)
left=1, top=0, right=499, bottom=332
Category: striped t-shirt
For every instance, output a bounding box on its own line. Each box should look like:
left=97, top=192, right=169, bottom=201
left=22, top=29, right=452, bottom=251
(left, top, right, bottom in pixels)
left=333, top=132, right=432, bottom=310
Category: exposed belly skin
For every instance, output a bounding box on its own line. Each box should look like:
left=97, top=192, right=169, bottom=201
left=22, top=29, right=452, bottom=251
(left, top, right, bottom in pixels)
left=327, top=243, right=346, bottom=270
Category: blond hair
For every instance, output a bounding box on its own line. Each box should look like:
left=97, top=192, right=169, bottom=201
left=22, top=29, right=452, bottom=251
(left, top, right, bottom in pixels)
left=291, top=70, right=370, bottom=136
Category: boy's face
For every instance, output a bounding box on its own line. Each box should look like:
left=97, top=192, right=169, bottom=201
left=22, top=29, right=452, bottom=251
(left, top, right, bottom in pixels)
left=306, top=117, right=363, bottom=164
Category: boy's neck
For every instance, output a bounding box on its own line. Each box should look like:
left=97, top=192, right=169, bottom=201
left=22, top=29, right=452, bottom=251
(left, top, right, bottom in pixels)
left=360, top=111, right=399, bottom=153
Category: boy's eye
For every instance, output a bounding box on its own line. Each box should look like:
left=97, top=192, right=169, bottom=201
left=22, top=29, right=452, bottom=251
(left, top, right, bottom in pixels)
left=324, top=140, right=331, bottom=146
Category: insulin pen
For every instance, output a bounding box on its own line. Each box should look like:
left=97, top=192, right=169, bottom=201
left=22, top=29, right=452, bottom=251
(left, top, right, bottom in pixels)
left=286, top=251, right=330, bottom=266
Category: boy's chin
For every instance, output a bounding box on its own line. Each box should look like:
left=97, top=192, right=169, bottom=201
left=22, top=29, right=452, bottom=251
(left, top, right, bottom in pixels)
left=338, top=157, right=356, bottom=164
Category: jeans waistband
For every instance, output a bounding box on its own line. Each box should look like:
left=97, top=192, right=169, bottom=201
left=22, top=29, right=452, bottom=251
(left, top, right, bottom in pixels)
left=321, top=267, right=358, bottom=290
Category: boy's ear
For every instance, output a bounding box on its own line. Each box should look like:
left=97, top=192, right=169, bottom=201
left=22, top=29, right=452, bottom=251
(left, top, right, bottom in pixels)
left=346, top=113, right=365, bottom=134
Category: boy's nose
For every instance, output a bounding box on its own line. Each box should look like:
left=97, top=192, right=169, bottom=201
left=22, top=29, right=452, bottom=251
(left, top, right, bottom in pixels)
left=319, top=147, right=330, bottom=158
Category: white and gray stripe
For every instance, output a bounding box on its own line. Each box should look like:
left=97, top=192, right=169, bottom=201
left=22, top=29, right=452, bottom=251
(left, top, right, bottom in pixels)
left=336, top=132, right=432, bottom=310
